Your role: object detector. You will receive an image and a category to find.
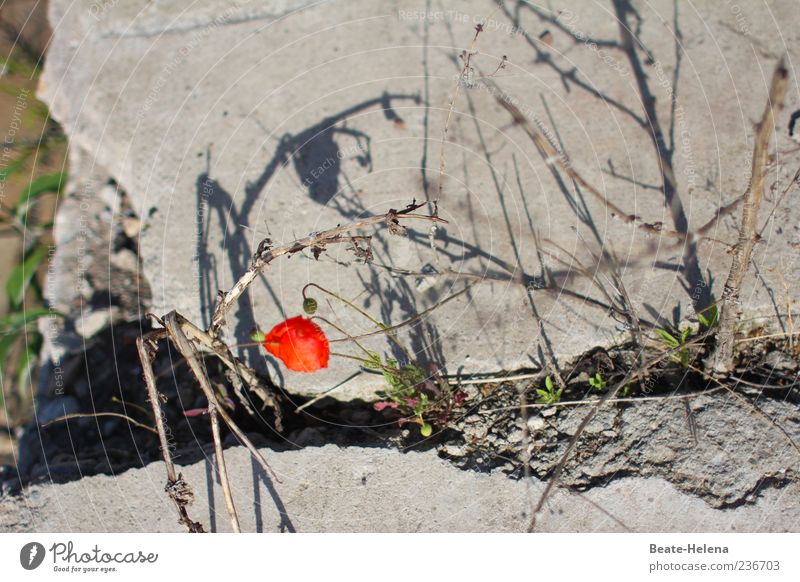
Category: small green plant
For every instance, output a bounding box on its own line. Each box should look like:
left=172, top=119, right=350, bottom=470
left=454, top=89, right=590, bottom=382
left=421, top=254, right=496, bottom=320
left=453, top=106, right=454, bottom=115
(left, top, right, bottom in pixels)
left=536, top=375, right=562, bottom=405
left=697, top=297, right=719, bottom=330
left=654, top=325, right=693, bottom=367
left=620, top=384, right=632, bottom=398
left=366, top=351, right=433, bottom=436
left=1, top=169, right=66, bottom=424
left=588, top=371, right=606, bottom=392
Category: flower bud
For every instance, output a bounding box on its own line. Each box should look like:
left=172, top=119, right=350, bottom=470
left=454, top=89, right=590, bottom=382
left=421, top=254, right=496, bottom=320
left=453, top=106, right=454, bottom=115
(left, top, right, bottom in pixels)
left=303, top=297, right=318, bottom=314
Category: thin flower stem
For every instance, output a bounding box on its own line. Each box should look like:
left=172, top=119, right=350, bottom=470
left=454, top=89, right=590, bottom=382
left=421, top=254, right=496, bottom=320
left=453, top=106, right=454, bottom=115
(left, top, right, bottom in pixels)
left=330, top=351, right=375, bottom=365
left=313, top=316, right=374, bottom=359
left=303, top=282, right=410, bottom=359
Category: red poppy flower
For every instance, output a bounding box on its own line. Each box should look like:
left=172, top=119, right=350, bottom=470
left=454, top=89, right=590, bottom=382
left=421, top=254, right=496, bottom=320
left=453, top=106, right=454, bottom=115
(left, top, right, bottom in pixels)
left=261, top=316, right=330, bottom=373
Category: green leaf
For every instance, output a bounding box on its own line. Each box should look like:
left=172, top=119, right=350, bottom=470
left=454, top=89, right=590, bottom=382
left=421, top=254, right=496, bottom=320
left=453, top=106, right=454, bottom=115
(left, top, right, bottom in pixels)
left=0, top=308, right=55, bottom=333
left=0, top=147, right=34, bottom=183
left=14, top=172, right=66, bottom=222
left=545, top=375, right=554, bottom=391
left=654, top=328, right=679, bottom=348
left=5, top=244, right=48, bottom=308
left=0, top=53, right=39, bottom=77
left=249, top=329, right=266, bottom=343
left=0, top=328, right=21, bottom=374
left=698, top=300, right=718, bottom=329
left=590, top=373, right=606, bottom=391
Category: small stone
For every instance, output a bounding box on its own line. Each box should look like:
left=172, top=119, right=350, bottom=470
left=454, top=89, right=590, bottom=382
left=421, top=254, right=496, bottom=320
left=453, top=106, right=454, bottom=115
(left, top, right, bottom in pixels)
left=527, top=416, right=546, bottom=432
left=110, top=248, right=140, bottom=273
left=507, top=430, right=525, bottom=443
left=541, top=408, right=558, bottom=418
left=121, top=215, right=141, bottom=238
left=76, top=309, right=115, bottom=338
left=765, top=350, right=797, bottom=371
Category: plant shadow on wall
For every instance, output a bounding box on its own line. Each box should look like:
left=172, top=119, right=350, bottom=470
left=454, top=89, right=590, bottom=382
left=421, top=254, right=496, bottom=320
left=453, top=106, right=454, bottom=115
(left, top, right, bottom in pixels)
left=498, top=0, right=714, bottom=315
left=136, top=7, right=797, bottom=534
left=195, top=91, right=421, bottom=376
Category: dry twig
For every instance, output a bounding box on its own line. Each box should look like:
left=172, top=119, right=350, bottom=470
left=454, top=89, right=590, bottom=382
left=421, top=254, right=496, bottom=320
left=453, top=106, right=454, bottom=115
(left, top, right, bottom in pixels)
left=710, top=59, right=789, bottom=375
left=136, top=333, right=204, bottom=533
left=209, top=202, right=445, bottom=334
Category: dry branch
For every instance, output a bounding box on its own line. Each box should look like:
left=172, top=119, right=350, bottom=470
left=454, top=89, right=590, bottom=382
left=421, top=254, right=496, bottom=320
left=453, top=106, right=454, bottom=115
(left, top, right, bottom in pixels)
left=136, top=333, right=204, bottom=533
left=710, top=58, right=789, bottom=375
left=208, top=202, right=446, bottom=334
left=209, top=404, right=241, bottom=533
left=163, top=312, right=280, bottom=483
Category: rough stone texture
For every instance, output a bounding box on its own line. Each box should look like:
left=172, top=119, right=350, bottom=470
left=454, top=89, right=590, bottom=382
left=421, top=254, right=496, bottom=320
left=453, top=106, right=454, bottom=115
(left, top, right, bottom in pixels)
left=2, top=445, right=798, bottom=533
left=525, top=393, right=799, bottom=508
left=37, top=0, right=800, bottom=399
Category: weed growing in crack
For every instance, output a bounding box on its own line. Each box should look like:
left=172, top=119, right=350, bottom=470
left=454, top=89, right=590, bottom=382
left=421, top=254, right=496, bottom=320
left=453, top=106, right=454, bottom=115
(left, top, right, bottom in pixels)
left=697, top=297, right=719, bottom=331
left=654, top=325, right=694, bottom=368
left=588, top=372, right=607, bottom=392
left=365, top=352, right=433, bottom=436
left=535, top=375, right=562, bottom=405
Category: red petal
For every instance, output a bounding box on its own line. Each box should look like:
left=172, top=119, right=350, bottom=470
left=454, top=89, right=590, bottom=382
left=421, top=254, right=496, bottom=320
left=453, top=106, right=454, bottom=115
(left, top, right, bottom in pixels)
left=262, top=316, right=330, bottom=373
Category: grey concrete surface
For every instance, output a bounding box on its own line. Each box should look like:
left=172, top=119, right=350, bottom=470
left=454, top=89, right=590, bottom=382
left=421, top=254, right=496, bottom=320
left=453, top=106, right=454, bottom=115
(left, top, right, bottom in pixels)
left=2, top=445, right=798, bottom=532
left=37, top=0, right=800, bottom=398
left=20, top=0, right=800, bottom=535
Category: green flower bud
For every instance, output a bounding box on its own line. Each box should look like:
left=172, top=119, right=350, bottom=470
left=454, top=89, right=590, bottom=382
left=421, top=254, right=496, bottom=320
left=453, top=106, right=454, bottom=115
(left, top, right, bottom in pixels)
left=303, top=297, right=318, bottom=314
left=420, top=423, right=432, bottom=437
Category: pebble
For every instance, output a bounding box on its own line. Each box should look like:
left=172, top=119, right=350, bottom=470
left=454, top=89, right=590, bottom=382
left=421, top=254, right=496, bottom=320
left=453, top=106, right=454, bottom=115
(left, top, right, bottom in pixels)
left=765, top=350, right=797, bottom=371
left=527, top=417, right=546, bottom=432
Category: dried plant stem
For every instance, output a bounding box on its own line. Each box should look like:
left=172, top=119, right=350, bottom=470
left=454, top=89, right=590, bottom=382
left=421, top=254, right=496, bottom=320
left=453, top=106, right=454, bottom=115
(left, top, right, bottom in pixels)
left=177, top=315, right=281, bottom=427
left=136, top=333, right=204, bottom=533
left=484, top=78, right=730, bottom=248
left=42, top=412, right=157, bottom=434
left=159, top=316, right=241, bottom=532
left=209, top=203, right=445, bottom=334
left=481, top=385, right=726, bottom=414
left=164, top=313, right=280, bottom=483
left=209, top=404, right=241, bottom=533
left=436, top=19, right=492, bottom=210
left=710, top=59, right=788, bottom=375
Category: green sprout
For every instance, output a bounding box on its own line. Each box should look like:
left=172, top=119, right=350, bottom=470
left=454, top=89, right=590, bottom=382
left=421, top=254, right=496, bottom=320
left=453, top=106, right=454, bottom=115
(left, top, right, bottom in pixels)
left=654, top=326, right=693, bottom=367
left=697, top=297, right=718, bottom=330
left=536, top=375, right=563, bottom=405
left=588, top=372, right=607, bottom=392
